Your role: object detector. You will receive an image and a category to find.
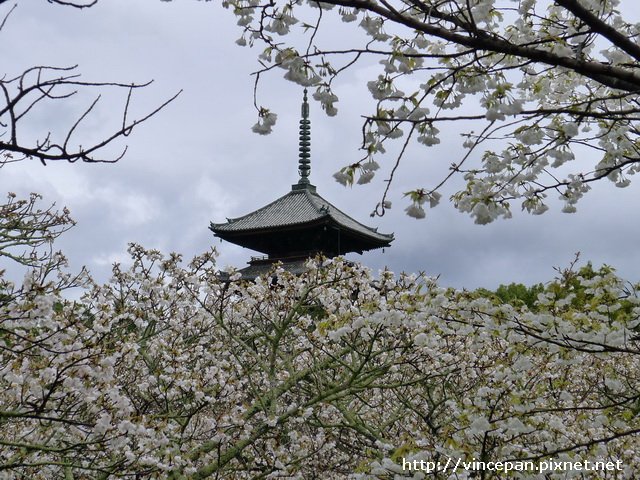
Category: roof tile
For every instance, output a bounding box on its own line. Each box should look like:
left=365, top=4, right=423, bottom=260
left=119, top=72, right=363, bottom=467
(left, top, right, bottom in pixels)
left=211, top=186, right=393, bottom=242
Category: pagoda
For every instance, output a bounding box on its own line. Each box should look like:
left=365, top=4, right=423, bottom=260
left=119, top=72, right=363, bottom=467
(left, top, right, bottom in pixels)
left=210, top=90, right=393, bottom=279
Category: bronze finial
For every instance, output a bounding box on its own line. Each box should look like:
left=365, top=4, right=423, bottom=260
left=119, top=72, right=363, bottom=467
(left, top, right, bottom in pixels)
left=298, top=89, right=311, bottom=185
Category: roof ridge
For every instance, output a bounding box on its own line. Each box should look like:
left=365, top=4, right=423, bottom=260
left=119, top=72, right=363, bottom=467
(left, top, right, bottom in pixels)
left=306, top=188, right=393, bottom=238
left=212, top=189, right=294, bottom=225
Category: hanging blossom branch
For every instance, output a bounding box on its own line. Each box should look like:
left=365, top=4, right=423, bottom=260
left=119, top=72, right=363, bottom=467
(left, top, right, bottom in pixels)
left=223, top=0, right=640, bottom=223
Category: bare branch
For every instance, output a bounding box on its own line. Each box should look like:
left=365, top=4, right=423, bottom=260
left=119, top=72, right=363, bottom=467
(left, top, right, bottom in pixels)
left=46, top=0, right=98, bottom=9
left=0, top=66, right=181, bottom=165
left=0, top=2, right=15, bottom=32
left=554, top=0, right=640, bottom=62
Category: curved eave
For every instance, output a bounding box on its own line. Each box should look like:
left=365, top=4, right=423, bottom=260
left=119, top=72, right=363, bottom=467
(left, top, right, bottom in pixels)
left=211, top=215, right=393, bottom=244
left=210, top=215, right=392, bottom=255
left=210, top=189, right=393, bottom=242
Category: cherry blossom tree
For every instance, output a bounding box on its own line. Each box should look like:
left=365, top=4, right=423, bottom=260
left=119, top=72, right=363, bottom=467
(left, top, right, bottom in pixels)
left=1, top=194, right=639, bottom=478
left=0, top=192, right=75, bottom=267
left=222, top=0, right=640, bottom=223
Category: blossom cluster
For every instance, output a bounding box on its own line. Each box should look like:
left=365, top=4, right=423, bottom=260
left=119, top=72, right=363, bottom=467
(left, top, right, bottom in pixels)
left=1, top=195, right=639, bottom=478
left=224, top=0, right=640, bottom=223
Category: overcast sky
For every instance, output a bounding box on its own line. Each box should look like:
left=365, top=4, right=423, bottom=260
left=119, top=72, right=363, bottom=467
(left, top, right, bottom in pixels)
left=2, top=0, right=639, bottom=289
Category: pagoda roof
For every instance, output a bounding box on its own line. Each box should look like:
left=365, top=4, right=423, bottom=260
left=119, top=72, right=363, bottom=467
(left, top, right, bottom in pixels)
left=210, top=89, right=393, bottom=260
left=210, top=183, right=393, bottom=246
left=220, top=258, right=311, bottom=282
